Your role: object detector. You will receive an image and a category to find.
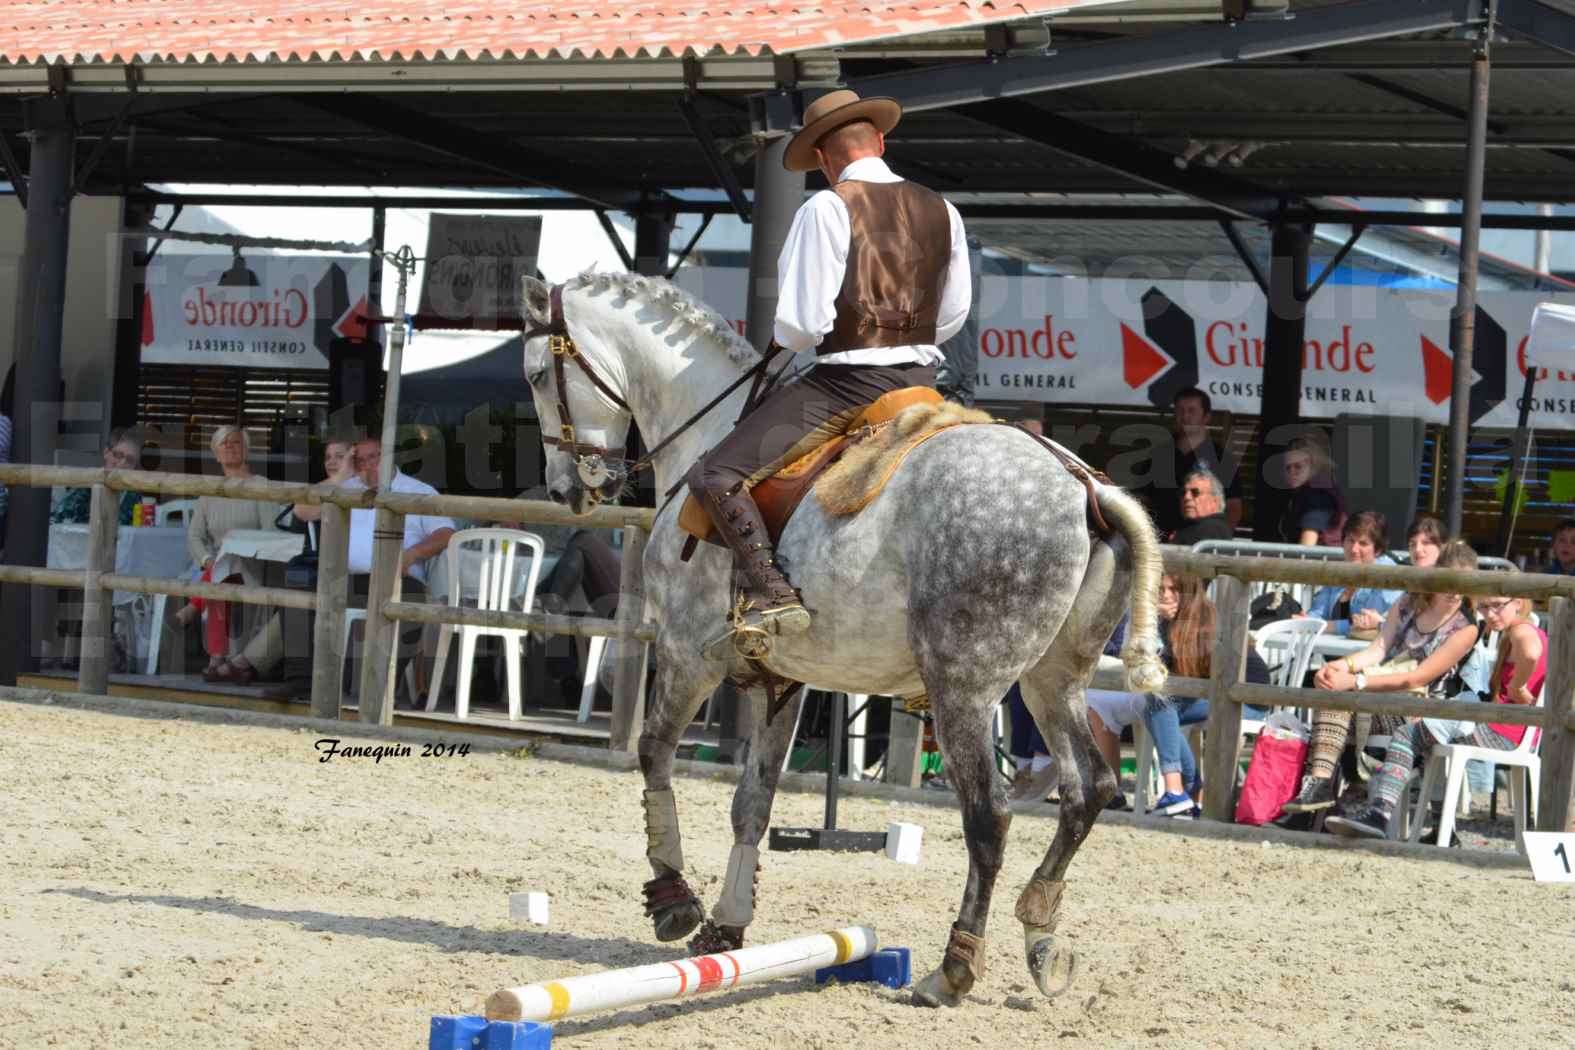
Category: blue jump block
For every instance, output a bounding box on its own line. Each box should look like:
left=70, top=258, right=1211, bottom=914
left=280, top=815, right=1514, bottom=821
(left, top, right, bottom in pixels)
left=429, top=1015, right=552, bottom=1050
left=814, top=947, right=912, bottom=990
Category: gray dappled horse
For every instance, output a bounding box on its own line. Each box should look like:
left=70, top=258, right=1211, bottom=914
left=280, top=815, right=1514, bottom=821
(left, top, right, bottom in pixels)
left=519, top=271, right=1165, bottom=1006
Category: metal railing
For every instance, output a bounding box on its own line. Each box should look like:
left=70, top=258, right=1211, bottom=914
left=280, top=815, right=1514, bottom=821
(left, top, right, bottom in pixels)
left=0, top=464, right=658, bottom=751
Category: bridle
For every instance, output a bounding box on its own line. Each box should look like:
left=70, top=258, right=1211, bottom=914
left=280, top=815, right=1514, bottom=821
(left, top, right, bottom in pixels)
left=523, top=282, right=794, bottom=500
left=523, top=283, right=632, bottom=491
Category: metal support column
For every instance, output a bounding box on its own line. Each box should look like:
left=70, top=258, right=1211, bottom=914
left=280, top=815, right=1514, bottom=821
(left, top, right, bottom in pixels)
left=718, top=133, right=804, bottom=762
left=1, top=95, right=75, bottom=685
left=1444, top=32, right=1493, bottom=538
left=1250, top=222, right=1312, bottom=542
left=633, top=202, right=676, bottom=278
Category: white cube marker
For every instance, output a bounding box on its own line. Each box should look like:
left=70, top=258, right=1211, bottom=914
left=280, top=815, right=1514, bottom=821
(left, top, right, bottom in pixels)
left=509, top=892, right=550, bottom=925
left=885, top=822, right=923, bottom=865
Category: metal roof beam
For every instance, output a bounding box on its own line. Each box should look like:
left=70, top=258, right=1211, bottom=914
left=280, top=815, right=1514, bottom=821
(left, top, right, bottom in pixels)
left=954, top=203, right=1575, bottom=230
left=754, top=0, right=1488, bottom=132
left=952, top=99, right=1283, bottom=219
left=1498, top=0, right=1575, bottom=57
left=298, top=95, right=639, bottom=211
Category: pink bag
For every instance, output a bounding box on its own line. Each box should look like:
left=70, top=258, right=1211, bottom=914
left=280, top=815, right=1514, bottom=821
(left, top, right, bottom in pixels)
left=1234, top=733, right=1308, bottom=825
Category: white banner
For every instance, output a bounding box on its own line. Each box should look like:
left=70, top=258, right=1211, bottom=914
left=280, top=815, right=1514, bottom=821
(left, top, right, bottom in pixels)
left=674, top=267, right=1575, bottom=430
left=141, top=252, right=370, bottom=369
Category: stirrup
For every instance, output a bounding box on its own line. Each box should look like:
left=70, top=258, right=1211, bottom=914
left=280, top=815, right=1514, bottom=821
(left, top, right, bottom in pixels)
left=702, top=592, right=809, bottom=661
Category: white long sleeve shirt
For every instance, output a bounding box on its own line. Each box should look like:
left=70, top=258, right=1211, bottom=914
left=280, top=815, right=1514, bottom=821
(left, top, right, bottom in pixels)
left=773, top=156, right=971, bottom=367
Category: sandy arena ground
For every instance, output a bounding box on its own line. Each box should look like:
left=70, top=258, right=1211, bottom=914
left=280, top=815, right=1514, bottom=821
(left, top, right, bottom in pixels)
left=4, top=696, right=1573, bottom=1050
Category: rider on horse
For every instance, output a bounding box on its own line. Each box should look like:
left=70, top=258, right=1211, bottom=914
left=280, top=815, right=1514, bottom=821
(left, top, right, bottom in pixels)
left=684, top=89, right=973, bottom=652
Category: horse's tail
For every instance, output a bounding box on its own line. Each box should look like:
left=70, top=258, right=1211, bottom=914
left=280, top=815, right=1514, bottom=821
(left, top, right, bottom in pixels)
left=1091, top=484, right=1167, bottom=694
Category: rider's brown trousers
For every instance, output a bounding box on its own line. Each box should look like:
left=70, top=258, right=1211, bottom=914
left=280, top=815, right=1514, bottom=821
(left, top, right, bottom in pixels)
left=689, top=362, right=935, bottom=493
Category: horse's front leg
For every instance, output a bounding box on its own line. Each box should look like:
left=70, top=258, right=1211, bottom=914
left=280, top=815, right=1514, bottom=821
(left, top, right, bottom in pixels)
left=689, top=686, right=801, bottom=954
left=639, top=650, right=722, bottom=943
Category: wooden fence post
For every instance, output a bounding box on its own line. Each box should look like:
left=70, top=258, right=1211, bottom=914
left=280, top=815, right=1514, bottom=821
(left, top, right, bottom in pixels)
left=1536, top=596, right=1575, bottom=833
left=1201, top=575, right=1251, bottom=823
left=310, top=504, right=350, bottom=720
left=356, top=507, right=406, bottom=726
left=609, top=524, right=648, bottom=753
left=76, top=484, right=119, bottom=695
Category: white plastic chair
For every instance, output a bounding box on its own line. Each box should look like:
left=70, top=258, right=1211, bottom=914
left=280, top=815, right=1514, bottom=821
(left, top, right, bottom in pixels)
left=1409, top=718, right=1542, bottom=855
left=576, top=634, right=651, bottom=723
left=155, top=498, right=198, bottom=526
left=426, top=529, right=545, bottom=721
left=1252, top=617, right=1327, bottom=727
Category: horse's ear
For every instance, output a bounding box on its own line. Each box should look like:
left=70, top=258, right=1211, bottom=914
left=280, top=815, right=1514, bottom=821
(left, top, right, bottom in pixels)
left=521, top=276, right=552, bottom=327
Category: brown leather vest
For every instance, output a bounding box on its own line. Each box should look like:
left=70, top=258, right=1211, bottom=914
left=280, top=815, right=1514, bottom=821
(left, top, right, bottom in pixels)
left=819, top=179, right=952, bottom=357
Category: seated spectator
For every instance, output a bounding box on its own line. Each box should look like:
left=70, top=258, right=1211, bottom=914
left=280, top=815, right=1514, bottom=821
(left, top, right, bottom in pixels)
left=538, top=529, right=626, bottom=702
left=50, top=428, right=146, bottom=524
left=344, top=437, right=455, bottom=587
left=1299, top=511, right=1402, bottom=637
left=1142, top=387, right=1243, bottom=536
left=1544, top=516, right=1575, bottom=576
left=1281, top=540, right=1480, bottom=815
left=1004, top=681, right=1053, bottom=801
left=1277, top=433, right=1345, bottom=546
left=291, top=436, right=358, bottom=523
left=1403, top=515, right=1445, bottom=569
left=1142, top=574, right=1271, bottom=817
left=342, top=437, right=455, bottom=706
left=1327, top=586, right=1543, bottom=839
left=186, top=425, right=284, bottom=683
left=1168, top=469, right=1233, bottom=545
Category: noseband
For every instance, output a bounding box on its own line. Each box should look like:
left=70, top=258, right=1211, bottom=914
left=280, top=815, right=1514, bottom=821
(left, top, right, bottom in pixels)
left=523, top=283, right=630, bottom=477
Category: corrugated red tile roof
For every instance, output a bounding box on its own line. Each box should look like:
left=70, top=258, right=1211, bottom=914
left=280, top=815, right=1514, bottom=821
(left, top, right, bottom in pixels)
left=0, top=1, right=1119, bottom=64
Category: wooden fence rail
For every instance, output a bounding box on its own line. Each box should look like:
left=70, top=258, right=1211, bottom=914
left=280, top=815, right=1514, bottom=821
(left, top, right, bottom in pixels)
left=4, top=463, right=655, bottom=748
left=5, top=462, right=1572, bottom=822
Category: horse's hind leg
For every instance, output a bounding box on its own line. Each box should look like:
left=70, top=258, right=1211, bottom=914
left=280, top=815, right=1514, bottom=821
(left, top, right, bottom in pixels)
left=911, top=673, right=1020, bottom=1008
left=1014, top=537, right=1131, bottom=999
left=638, top=650, right=724, bottom=943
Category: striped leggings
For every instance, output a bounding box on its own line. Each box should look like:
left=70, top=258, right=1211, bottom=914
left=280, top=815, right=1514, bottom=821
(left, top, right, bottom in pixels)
left=1368, top=719, right=1516, bottom=812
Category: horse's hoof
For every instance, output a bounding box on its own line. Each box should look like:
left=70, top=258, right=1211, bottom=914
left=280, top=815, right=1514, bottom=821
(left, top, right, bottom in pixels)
left=687, top=919, right=744, bottom=956
left=652, top=899, right=704, bottom=942
left=1026, top=936, right=1078, bottom=999
left=644, top=875, right=704, bottom=943
left=912, top=967, right=965, bottom=1008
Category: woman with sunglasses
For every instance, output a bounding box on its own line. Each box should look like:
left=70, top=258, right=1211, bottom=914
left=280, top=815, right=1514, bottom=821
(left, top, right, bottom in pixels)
left=1327, top=590, right=1546, bottom=839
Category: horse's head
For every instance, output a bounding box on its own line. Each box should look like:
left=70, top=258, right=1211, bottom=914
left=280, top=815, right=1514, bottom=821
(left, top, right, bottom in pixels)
left=521, top=275, right=632, bottom=515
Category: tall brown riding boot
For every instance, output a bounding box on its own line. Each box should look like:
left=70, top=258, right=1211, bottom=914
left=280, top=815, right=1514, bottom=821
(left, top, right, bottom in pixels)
left=694, top=482, right=811, bottom=658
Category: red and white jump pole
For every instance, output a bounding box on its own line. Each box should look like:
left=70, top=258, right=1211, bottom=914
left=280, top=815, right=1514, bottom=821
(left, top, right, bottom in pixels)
left=485, top=925, right=877, bottom=1023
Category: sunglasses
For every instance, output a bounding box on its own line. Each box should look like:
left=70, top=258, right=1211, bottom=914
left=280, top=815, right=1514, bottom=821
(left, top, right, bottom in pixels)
left=1479, top=599, right=1517, bottom=614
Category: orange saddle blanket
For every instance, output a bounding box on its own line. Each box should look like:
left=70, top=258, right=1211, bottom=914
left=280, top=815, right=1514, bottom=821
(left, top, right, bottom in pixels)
left=678, top=386, right=943, bottom=548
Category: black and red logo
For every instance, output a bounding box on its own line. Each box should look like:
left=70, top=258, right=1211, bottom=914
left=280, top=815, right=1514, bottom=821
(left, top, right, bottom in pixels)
left=1419, top=305, right=1505, bottom=424
left=1120, top=288, right=1199, bottom=407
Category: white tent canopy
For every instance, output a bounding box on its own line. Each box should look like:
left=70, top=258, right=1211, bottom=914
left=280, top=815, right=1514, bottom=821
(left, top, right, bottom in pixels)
left=1527, top=301, right=1575, bottom=373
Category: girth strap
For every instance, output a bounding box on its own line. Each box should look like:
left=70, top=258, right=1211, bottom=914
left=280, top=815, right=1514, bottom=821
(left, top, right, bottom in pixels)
left=1009, top=423, right=1114, bottom=535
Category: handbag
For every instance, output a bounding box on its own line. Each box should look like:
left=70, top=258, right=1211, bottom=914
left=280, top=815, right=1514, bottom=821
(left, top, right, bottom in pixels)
left=1236, top=726, right=1309, bottom=826
left=284, top=521, right=319, bottom=590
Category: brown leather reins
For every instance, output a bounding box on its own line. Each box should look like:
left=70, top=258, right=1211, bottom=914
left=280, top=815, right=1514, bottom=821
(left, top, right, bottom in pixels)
left=523, top=282, right=789, bottom=488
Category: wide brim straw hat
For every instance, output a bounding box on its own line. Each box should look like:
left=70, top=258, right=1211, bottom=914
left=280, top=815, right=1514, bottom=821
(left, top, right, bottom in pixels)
left=782, top=89, right=902, bottom=172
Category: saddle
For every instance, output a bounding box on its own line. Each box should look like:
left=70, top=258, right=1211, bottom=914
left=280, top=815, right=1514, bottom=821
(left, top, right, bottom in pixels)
left=677, top=385, right=946, bottom=549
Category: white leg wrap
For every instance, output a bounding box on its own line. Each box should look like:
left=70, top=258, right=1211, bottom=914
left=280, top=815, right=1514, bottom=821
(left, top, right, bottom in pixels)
left=710, top=843, right=759, bottom=928
left=643, top=789, right=685, bottom=873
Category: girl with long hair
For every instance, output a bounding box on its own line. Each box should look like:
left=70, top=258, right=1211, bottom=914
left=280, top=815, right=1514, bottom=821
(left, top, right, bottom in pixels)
left=1283, top=541, right=1481, bottom=815
left=1327, top=587, right=1545, bottom=838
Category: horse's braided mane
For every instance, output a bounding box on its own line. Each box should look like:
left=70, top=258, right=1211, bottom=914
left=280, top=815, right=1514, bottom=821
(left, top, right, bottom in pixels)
left=569, top=269, right=761, bottom=366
